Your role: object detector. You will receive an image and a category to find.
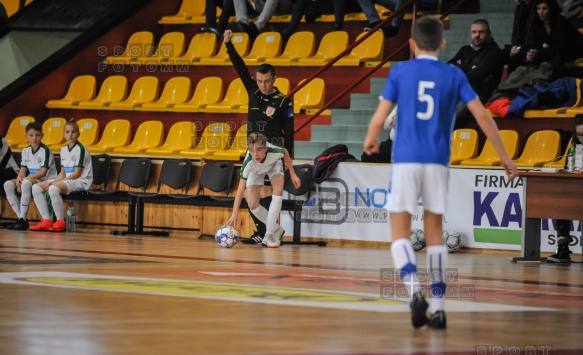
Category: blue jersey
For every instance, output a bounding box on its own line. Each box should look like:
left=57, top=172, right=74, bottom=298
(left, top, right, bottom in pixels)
left=381, top=55, right=477, bottom=166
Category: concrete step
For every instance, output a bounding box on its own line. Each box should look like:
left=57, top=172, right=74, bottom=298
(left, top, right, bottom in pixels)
left=311, top=124, right=370, bottom=142
left=479, top=0, right=516, bottom=13
left=330, top=109, right=375, bottom=125
left=370, top=77, right=386, bottom=94
left=294, top=141, right=365, bottom=161
left=350, top=93, right=379, bottom=110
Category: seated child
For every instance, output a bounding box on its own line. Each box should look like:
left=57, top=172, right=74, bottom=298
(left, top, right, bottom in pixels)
left=30, top=121, right=93, bottom=232
left=3, top=122, right=57, bottom=230
left=227, top=132, right=300, bottom=248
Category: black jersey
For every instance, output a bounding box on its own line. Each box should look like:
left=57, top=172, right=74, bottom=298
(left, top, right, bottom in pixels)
left=226, top=41, right=294, bottom=155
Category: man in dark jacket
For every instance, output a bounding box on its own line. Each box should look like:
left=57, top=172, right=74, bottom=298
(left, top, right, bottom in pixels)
left=448, top=19, right=504, bottom=129
left=224, top=29, right=294, bottom=244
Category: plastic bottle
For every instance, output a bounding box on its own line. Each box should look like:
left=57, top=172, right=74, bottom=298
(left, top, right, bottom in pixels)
left=66, top=200, right=76, bottom=232
left=567, top=146, right=575, bottom=172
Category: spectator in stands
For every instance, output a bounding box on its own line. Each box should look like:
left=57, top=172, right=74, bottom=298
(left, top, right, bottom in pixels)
left=227, top=132, right=300, bottom=248
left=511, top=0, right=583, bottom=79
left=0, top=135, right=20, bottom=192
left=272, top=0, right=362, bottom=42
left=359, top=0, right=408, bottom=38
left=507, top=0, right=536, bottom=74
left=224, top=29, right=294, bottom=245
left=201, top=0, right=235, bottom=38
left=4, top=122, right=57, bottom=231
left=30, top=121, right=93, bottom=232
left=229, top=0, right=293, bottom=41
left=548, top=114, right=583, bottom=263
left=447, top=19, right=504, bottom=129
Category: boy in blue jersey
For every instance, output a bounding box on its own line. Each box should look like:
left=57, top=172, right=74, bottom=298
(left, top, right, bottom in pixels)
left=30, top=121, right=93, bottom=232
left=227, top=132, right=300, bottom=248
left=3, top=122, right=58, bottom=230
left=363, top=15, right=518, bottom=329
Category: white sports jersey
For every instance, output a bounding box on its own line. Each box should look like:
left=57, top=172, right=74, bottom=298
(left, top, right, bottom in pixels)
left=0, top=137, right=19, bottom=173
left=240, top=142, right=285, bottom=180
left=60, top=142, right=93, bottom=185
left=20, top=143, right=57, bottom=181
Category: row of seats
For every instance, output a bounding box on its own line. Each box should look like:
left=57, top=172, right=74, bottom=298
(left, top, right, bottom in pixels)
left=103, top=30, right=384, bottom=67
left=5, top=116, right=248, bottom=161
left=158, top=0, right=396, bottom=25
left=45, top=74, right=325, bottom=114
left=450, top=128, right=565, bottom=168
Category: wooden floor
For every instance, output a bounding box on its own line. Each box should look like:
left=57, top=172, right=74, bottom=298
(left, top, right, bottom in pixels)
left=1, top=228, right=582, bottom=355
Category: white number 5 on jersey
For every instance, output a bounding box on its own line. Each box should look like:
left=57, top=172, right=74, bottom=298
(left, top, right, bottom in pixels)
left=417, top=81, right=435, bottom=120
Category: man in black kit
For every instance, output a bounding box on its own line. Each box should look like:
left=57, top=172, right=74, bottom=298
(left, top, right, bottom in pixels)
left=224, top=29, right=294, bottom=245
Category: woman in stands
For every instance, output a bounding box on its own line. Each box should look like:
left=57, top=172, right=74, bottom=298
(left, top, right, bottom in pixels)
left=512, top=0, right=583, bottom=79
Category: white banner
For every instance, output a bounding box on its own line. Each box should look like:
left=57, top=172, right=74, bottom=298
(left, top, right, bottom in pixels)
left=281, top=164, right=581, bottom=254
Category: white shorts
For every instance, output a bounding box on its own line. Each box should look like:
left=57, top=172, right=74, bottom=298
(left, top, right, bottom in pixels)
left=245, top=160, right=284, bottom=187
left=62, top=179, right=91, bottom=194
left=386, top=163, right=449, bottom=215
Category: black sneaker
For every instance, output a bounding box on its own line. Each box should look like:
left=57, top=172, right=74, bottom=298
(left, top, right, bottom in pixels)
left=428, top=311, right=447, bottom=329
left=12, top=218, right=29, bottom=230
left=240, top=231, right=263, bottom=245
left=547, top=245, right=571, bottom=263
left=410, top=291, right=429, bottom=329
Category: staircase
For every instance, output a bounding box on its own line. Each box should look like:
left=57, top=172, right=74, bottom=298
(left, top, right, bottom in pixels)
left=294, top=0, right=516, bottom=161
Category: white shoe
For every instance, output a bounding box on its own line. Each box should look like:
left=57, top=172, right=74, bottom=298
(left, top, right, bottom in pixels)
left=262, top=233, right=279, bottom=248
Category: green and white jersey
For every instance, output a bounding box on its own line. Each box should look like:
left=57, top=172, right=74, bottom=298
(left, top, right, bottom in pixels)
left=60, top=142, right=93, bottom=184
left=240, top=143, right=285, bottom=180
left=21, top=143, right=57, bottom=181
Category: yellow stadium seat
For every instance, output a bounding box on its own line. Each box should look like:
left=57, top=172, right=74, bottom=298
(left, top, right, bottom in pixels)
left=141, top=76, right=191, bottom=112
left=210, top=124, right=248, bottom=161
left=20, top=117, right=66, bottom=150
left=334, top=31, right=384, bottom=66
left=293, top=78, right=325, bottom=114
left=146, top=121, right=196, bottom=156
left=159, top=0, right=205, bottom=24
left=449, top=129, right=478, bottom=165
left=242, top=32, right=282, bottom=66
left=50, top=118, right=99, bottom=153
left=5, top=116, right=35, bottom=148
left=205, top=78, right=247, bottom=113
left=460, top=130, right=519, bottom=166
left=78, top=76, right=128, bottom=110
left=265, top=31, right=316, bottom=66
left=513, top=130, right=561, bottom=168
left=112, top=120, right=164, bottom=155
left=104, top=31, right=155, bottom=65
left=179, top=122, right=231, bottom=158
left=544, top=138, right=573, bottom=169
left=136, top=32, right=186, bottom=65
left=109, top=76, right=159, bottom=111
left=523, top=79, right=582, bottom=118
left=199, top=33, right=249, bottom=66
left=46, top=75, right=97, bottom=109
left=166, top=32, right=217, bottom=65
left=86, top=119, right=131, bottom=153
left=298, top=31, right=349, bottom=66
left=3, top=0, right=20, bottom=17
left=173, top=77, right=223, bottom=113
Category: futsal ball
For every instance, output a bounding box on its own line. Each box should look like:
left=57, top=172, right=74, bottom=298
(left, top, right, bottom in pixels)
left=215, top=225, right=238, bottom=248
left=442, top=230, right=462, bottom=253
left=410, top=229, right=426, bottom=252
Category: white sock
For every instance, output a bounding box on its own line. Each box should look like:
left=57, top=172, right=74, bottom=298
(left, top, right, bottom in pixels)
left=48, top=185, right=64, bottom=220
left=32, top=184, right=51, bottom=220
left=390, top=238, right=420, bottom=301
left=250, top=206, right=268, bottom=225
left=19, top=180, right=33, bottom=220
left=266, top=195, right=282, bottom=234
left=427, top=245, right=449, bottom=313
left=4, top=180, right=21, bottom=218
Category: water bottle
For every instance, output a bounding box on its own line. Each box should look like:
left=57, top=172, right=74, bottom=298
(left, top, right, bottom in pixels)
left=567, top=146, right=575, bottom=172
left=66, top=200, right=76, bottom=232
